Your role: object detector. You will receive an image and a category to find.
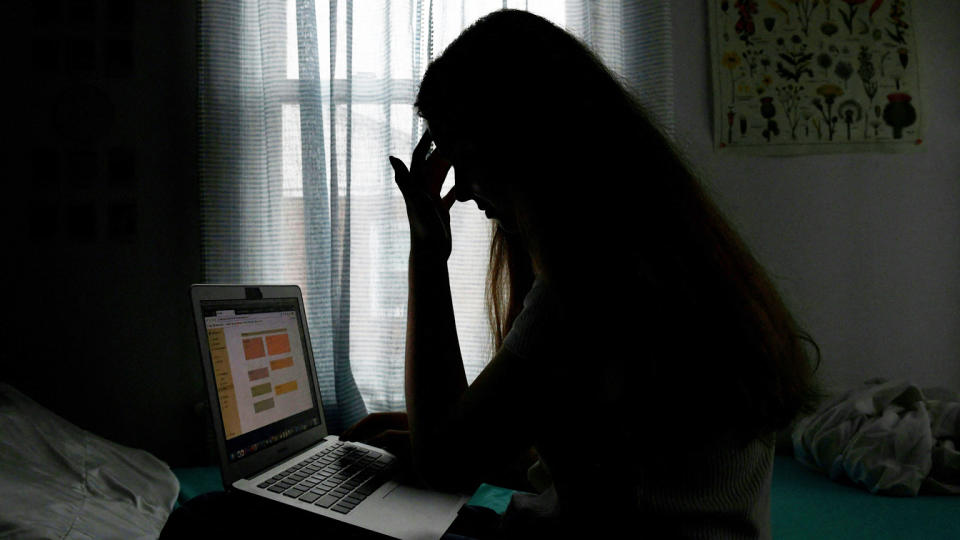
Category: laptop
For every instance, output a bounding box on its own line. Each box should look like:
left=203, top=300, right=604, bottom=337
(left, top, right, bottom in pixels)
left=190, top=284, right=470, bottom=539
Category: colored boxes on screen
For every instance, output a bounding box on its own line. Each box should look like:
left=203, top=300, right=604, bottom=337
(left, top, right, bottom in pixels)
left=269, top=357, right=293, bottom=371
left=243, top=337, right=266, bottom=359
left=251, top=382, right=272, bottom=397
left=253, top=398, right=275, bottom=413
left=265, top=333, right=290, bottom=355
left=275, top=380, right=298, bottom=395
left=248, top=367, right=270, bottom=381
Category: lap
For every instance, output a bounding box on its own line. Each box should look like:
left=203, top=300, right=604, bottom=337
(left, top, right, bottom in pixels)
left=442, top=504, right=503, bottom=539
left=161, top=491, right=501, bottom=540
left=160, top=490, right=390, bottom=539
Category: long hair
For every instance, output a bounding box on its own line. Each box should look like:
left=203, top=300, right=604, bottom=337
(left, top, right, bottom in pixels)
left=415, top=9, right=822, bottom=445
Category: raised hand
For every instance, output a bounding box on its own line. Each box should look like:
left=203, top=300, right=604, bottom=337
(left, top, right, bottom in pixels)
left=389, top=130, right=456, bottom=260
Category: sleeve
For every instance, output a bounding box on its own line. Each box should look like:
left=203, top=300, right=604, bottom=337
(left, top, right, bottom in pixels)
left=502, top=278, right=567, bottom=360
left=419, top=279, right=567, bottom=491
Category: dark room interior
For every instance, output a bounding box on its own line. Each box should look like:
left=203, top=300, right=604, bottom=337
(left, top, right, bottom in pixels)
left=10, top=0, right=205, bottom=469
left=5, top=1, right=959, bottom=538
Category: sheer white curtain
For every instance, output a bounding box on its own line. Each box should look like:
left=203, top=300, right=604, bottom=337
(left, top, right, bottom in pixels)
left=198, top=0, right=672, bottom=432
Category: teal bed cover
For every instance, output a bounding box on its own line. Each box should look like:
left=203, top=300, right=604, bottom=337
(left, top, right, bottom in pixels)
left=173, top=456, right=959, bottom=539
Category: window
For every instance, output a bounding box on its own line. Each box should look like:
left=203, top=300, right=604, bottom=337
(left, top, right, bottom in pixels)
left=265, top=1, right=567, bottom=411
left=201, top=0, right=673, bottom=419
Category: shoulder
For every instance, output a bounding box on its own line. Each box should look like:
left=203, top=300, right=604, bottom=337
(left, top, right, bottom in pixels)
left=501, top=277, right=570, bottom=360
left=502, top=276, right=643, bottom=354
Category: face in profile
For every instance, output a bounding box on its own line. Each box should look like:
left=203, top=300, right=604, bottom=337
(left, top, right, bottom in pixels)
left=427, top=120, right=516, bottom=232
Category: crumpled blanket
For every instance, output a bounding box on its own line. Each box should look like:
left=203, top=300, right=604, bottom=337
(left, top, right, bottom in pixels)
left=0, top=382, right=179, bottom=539
left=792, top=378, right=960, bottom=496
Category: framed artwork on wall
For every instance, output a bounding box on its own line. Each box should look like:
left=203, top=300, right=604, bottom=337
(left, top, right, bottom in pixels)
left=707, top=0, right=923, bottom=155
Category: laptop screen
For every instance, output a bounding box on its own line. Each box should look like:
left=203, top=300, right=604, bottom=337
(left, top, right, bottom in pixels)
left=200, top=298, right=322, bottom=463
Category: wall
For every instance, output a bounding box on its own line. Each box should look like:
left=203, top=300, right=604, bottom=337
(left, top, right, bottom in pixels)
left=671, top=1, right=960, bottom=394
left=9, top=1, right=205, bottom=467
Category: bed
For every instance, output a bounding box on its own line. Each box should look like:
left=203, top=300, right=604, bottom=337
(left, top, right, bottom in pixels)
left=0, top=383, right=179, bottom=539
left=170, top=455, right=960, bottom=539
left=2, top=380, right=957, bottom=539
left=172, top=380, right=959, bottom=538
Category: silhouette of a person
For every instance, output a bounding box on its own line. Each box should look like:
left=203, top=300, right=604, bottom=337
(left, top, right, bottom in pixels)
left=342, top=9, right=821, bottom=539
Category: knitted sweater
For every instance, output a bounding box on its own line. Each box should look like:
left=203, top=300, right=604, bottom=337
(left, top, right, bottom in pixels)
left=500, top=278, right=774, bottom=538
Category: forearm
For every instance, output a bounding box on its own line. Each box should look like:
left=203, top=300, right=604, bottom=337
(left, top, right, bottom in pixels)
left=404, top=250, right=468, bottom=468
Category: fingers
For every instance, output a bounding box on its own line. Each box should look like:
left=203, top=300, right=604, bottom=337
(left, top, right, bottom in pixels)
left=366, top=430, right=413, bottom=466
left=390, top=152, right=453, bottom=209
left=412, top=130, right=433, bottom=168
left=392, top=128, right=447, bottom=179
left=339, top=424, right=359, bottom=441
left=425, top=153, right=452, bottom=195
left=411, top=130, right=452, bottom=194
left=366, top=429, right=411, bottom=449
left=388, top=156, right=409, bottom=179
left=388, top=156, right=411, bottom=196
left=340, top=412, right=409, bottom=442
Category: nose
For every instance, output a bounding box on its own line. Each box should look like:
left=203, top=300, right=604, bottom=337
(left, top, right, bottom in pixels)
left=454, top=181, right=474, bottom=203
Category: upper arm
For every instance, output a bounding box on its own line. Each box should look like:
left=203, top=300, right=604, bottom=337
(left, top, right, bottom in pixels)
left=413, top=278, right=573, bottom=491
left=414, top=344, right=554, bottom=491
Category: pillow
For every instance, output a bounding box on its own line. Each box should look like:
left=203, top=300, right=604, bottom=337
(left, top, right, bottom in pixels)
left=0, top=383, right=179, bottom=539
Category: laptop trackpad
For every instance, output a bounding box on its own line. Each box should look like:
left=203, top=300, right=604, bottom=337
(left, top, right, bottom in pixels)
left=358, top=482, right=468, bottom=539
left=382, top=481, right=464, bottom=510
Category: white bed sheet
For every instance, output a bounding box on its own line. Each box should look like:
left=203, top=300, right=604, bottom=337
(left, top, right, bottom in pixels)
left=0, top=382, right=179, bottom=539
left=792, top=378, right=960, bottom=496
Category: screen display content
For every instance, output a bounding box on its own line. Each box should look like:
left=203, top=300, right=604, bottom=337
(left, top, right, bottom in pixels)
left=201, top=299, right=321, bottom=462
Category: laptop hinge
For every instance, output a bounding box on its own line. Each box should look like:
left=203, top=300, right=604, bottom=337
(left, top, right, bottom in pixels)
left=243, top=436, right=334, bottom=480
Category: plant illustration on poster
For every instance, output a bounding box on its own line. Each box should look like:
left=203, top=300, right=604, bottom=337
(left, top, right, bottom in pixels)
left=708, top=0, right=923, bottom=155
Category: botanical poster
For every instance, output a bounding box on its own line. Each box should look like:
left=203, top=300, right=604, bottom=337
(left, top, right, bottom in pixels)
left=708, top=0, right=923, bottom=155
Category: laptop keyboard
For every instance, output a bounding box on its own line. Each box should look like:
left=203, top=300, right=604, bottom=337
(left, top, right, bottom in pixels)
left=257, top=441, right=395, bottom=514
